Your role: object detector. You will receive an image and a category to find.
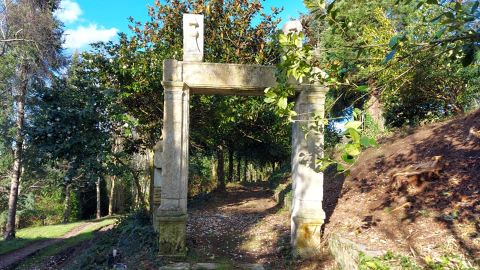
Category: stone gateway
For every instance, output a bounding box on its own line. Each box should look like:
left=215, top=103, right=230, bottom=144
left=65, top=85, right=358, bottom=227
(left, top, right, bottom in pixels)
left=153, top=14, right=327, bottom=258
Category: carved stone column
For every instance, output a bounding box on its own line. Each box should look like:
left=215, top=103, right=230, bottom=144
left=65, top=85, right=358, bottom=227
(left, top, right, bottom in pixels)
left=291, top=85, right=328, bottom=258
left=156, top=78, right=189, bottom=257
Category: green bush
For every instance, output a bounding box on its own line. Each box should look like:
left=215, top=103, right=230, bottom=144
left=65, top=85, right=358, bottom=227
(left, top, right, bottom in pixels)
left=189, top=154, right=215, bottom=198
left=68, top=209, right=163, bottom=270
left=267, top=163, right=290, bottom=189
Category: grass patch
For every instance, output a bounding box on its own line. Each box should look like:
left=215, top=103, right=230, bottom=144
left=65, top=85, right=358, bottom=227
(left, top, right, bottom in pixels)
left=0, top=221, right=84, bottom=255
left=14, top=217, right=117, bottom=269
left=0, top=217, right=116, bottom=255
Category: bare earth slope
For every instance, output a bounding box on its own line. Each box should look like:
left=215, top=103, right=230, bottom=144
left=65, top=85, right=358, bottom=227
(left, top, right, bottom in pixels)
left=324, top=109, right=480, bottom=265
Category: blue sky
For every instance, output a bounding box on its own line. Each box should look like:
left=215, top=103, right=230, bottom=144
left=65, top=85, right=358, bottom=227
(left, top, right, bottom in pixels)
left=55, top=0, right=307, bottom=50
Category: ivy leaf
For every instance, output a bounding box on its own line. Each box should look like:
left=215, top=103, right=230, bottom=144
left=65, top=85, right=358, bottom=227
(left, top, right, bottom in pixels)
left=278, top=34, right=288, bottom=44
left=277, top=97, right=288, bottom=109
left=341, top=152, right=355, bottom=164
left=345, top=121, right=362, bottom=130
left=345, top=143, right=361, bottom=157
left=347, top=128, right=361, bottom=144
left=264, top=97, right=275, bottom=103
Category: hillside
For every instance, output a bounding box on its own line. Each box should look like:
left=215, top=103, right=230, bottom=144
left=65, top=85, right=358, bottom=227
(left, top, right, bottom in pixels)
left=324, top=109, right=480, bottom=268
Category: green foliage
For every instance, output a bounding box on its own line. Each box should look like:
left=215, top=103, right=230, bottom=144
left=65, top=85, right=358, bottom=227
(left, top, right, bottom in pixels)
left=359, top=251, right=422, bottom=270
left=266, top=31, right=377, bottom=172
left=393, top=0, right=479, bottom=67
left=359, top=251, right=476, bottom=270
left=25, top=55, right=115, bottom=216
left=0, top=186, right=78, bottom=233
left=424, top=254, right=477, bottom=270
left=69, top=209, right=161, bottom=270
left=188, top=154, right=215, bottom=197
left=265, top=32, right=313, bottom=118
left=362, top=113, right=384, bottom=139
left=305, top=0, right=480, bottom=129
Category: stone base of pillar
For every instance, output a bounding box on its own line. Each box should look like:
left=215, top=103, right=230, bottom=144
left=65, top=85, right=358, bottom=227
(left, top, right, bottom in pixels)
left=292, top=216, right=324, bottom=258
left=157, top=214, right=188, bottom=257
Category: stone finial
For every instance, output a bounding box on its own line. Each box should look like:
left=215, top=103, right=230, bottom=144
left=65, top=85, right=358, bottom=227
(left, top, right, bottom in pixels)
left=183, top=14, right=204, bottom=62
left=282, top=20, right=303, bottom=35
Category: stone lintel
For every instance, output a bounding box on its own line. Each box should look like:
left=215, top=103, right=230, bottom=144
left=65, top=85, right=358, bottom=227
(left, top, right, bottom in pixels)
left=161, top=59, right=322, bottom=96
left=182, top=61, right=276, bottom=95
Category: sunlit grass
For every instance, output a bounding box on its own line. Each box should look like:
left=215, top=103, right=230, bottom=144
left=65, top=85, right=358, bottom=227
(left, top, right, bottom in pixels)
left=14, top=217, right=117, bottom=269
left=0, top=217, right=116, bottom=255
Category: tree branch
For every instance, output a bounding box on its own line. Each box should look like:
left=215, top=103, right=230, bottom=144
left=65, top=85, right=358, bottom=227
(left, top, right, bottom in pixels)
left=0, top=38, right=35, bottom=43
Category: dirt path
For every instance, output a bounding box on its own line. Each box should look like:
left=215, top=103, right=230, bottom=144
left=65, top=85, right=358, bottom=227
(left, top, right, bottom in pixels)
left=0, top=222, right=99, bottom=270
left=40, top=224, right=115, bottom=270
left=187, top=184, right=333, bottom=269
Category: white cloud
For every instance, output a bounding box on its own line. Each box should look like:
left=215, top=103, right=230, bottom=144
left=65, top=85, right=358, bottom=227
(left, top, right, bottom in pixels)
left=64, top=24, right=118, bottom=49
left=55, top=0, right=82, bottom=24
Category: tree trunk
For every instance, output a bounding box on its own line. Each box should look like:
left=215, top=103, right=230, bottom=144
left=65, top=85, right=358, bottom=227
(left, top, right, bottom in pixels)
left=133, top=172, right=146, bottom=207
left=228, top=149, right=234, bottom=183
left=244, top=159, right=247, bottom=182
left=216, top=146, right=225, bottom=192
left=96, top=178, right=101, bottom=219
left=108, top=176, right=115, bottom=216
left=210, top=156, right=217, bottom=192
left=63, top=184, right=71, bottom=223
left=366, top=86, right=385, bottom=131
left=236, top=158, right=241, bottom=182
left=4, top=65, right=27, bottom=241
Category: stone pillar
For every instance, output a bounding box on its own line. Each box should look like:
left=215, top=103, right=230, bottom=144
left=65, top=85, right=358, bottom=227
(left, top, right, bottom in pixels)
left=291, top=85, right=328, bottom=258
left=156, top=77, right=190, bottom=257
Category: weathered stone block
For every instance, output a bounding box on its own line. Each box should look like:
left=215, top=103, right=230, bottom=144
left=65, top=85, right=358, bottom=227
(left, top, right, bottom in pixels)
left=292, top=216, right=324, bottom=258
left=158, top=214, right=188, bottom=257
left=153, top=187, right=162, bottom=207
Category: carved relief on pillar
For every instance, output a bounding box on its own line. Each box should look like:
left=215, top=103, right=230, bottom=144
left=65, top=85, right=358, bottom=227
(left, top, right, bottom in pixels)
left=153, top=139, right=164, bottom=209
left=183, top=14, right=204, bottom=62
